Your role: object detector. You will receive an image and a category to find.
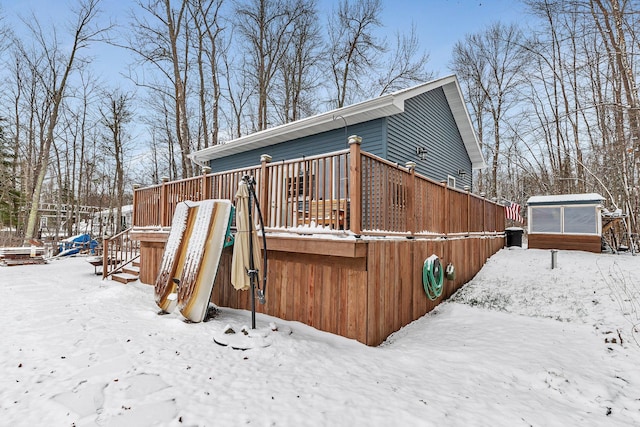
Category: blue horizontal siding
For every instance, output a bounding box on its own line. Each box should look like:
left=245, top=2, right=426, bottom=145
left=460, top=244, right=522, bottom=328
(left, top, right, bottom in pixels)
left=209, top=119, right=385, bottom=171
left=386, top=88, right=472, bottom=189
left=208, top=88, right=475, bottom=192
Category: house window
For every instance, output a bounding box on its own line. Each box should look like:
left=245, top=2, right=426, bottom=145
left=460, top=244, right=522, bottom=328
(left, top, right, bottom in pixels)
left=447, top=175, right=456, bottom=188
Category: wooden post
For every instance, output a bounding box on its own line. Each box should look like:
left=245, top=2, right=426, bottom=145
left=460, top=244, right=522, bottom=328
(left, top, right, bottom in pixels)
left=102, top=238, right=108, bottom=279
left=464, top=185, right=471, bottom=234
left=202, top=166, right=211, bottom=199
left=441, top=180, right=449, bottom=235
left=492, top=197, right=501, bottom=232
left=405, top=161, right=416, bottom=236
left=260, top=154, right=272, bottom=226
left=160, top=176, right=169, bottom=227
left=132, top=184, right=140, bottom=227
left=480, top=192, right=486, bottom=233
left=348, top=135, right=362, bottom=235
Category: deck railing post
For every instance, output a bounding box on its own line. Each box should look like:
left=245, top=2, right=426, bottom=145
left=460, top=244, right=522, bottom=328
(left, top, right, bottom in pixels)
left=464, top=185, right=471, bottom=234
left=405, top=161, right=416, bottom=236
left=260, top=154, right=272, bottom=226
left=441, top=180, right=449, bottom=235
left=480, top=192, right=486, bottom=233
left=132, top=184, right=140, bottom=227
left=202, top=166, right=211, bottom=199
left=160, top=176, right=169, bottom=227
left=349, top=135, right=362, bottom=235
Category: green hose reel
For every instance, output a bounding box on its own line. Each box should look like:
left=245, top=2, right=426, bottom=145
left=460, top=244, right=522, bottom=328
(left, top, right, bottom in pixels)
left=422, top=254, right=444, bottom=300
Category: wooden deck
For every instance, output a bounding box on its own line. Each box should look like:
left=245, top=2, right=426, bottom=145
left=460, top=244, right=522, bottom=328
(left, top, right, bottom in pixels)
left=132, top=228, right=503, bottom=346
left=128, top=137, right=506, bottom=345
left=208, top=234, right=504, bottom=346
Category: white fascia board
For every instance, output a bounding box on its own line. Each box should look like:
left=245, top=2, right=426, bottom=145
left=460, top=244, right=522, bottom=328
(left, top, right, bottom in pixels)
left=190, top=96, right=404, bottom=164
left=441, top=79, right=486, bottom=170
left=527, top=193, right=605, bottom=205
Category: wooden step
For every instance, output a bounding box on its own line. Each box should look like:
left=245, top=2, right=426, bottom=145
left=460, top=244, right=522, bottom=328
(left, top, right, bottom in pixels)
left=122, top=265, right=140, bottom=275
left=133, top=259, right=141, bottom=267
left=111, top=272, right=139, bottom=284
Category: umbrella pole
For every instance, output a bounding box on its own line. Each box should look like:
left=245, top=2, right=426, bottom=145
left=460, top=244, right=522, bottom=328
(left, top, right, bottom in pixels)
left=246, top=176, right=257, bottom=330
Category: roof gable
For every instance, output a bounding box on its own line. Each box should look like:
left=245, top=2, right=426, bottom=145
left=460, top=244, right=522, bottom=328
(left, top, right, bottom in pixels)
left=190, top=75, right=485, bottom=169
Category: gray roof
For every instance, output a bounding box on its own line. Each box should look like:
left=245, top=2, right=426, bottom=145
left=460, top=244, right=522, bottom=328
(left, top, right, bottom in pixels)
left=527, top=193, right=605, bottom=206
left=190, top=75, right=486, bottom=169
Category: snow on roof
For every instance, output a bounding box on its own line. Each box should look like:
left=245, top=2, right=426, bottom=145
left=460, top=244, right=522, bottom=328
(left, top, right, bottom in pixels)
left=94, top=204, right=133, bottom=216
left=526, top=193, right=604, bottom=205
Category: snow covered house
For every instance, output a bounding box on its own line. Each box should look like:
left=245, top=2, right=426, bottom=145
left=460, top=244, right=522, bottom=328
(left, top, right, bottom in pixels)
left=92, top=205, right=133, bottom=236
left=124, top=75, right=506, bottom=345
left=526, top=193, right=605, bottom=253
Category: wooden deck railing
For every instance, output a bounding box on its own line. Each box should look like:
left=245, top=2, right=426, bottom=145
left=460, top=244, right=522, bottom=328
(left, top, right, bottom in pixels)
left=356, top=149, right=503, bottom=235
left=132, top=135, right=505, bottom=236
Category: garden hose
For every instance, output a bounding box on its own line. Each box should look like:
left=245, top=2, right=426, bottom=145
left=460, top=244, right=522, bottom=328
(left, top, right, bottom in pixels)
left=423, top=255, right=444, bottom=300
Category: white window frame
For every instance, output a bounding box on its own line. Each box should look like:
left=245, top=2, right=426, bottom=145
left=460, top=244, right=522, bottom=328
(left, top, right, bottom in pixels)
left=447, top=175, right=456, bottom=188
left=528, top=203, right=600, bottom=235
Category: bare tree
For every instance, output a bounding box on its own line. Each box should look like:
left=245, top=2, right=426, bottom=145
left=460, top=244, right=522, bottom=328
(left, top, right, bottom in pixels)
left=188, top=0, right=225, bottom=149
left=273, top=0, right=322, bottom=123
left=20, top=0, right=109, bottom=243
left=222, top=49, right=254, bottom=139
left=235, top=0, right=309, bottom=131
left=376, top=24, right=432, bottom=96
left=589, top=0, right=639, bottom=233
left=127, top=0, right=194, bottom=178
left=451, top=22, right=531, bottom=199
left=100, top=90, right=134, bottom=233
left=327, top=0, right=385, bottom=108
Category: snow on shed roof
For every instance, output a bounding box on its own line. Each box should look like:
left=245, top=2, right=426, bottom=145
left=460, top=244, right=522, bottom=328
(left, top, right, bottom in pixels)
left=526, top=193, right=604, bottom=205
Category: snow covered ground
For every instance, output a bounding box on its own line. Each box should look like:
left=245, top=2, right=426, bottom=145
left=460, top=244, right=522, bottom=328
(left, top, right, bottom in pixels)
left=1, top=247, right=639, bottom=426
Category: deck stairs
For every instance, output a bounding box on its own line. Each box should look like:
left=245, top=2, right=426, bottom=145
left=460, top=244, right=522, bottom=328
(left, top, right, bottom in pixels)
left=111, top=259, right=140, bottom=284
left=103, top=227, right=141, bottom=283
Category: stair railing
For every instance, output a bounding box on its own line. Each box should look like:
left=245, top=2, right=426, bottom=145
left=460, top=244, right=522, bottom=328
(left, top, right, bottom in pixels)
left=102, top=227, right=140, bottom=279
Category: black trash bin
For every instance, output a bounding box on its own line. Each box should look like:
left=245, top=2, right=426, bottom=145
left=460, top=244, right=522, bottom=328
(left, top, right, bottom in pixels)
left=505, top=227, right=524, bottom=247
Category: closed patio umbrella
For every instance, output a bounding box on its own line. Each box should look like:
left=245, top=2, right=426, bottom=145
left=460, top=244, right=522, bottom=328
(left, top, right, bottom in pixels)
left=231, top=180, right=262, bottom=291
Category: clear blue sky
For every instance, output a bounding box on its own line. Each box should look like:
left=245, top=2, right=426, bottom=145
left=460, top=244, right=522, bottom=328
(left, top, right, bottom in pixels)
left=366, top=0, right=527, bottom=75
left=3, top=0, right=527, bottom=78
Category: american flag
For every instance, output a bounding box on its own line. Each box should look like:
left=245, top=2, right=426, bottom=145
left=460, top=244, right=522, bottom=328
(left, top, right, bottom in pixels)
left=505, top=201, right=523, bottom=223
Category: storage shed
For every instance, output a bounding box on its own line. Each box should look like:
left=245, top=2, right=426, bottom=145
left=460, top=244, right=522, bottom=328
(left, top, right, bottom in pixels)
left=526, top=193, right=605, bottom=253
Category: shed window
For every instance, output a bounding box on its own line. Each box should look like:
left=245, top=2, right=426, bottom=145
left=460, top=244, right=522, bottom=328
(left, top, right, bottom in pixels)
left=564, top=206, right=597, bottom=234
left=530, top=204, right=599, bottom=235
left=531, top=207, right=561, bottom=233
